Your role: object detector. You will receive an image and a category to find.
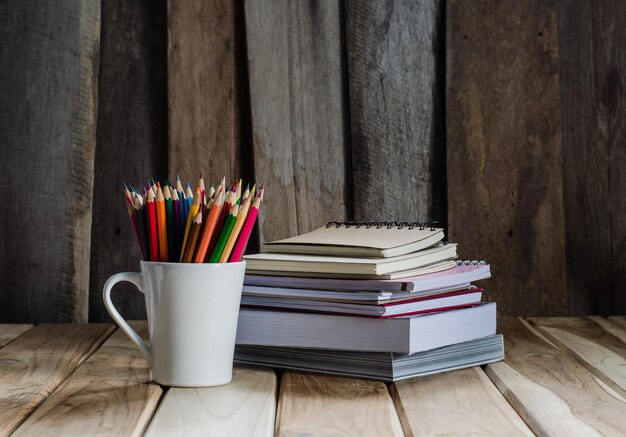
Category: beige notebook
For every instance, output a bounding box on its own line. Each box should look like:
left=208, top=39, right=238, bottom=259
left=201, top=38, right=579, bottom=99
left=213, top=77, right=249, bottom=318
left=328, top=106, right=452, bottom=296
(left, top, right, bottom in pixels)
left=263, top=221, right=445, bottom=258
left=244, top=243, right=457, bottom=278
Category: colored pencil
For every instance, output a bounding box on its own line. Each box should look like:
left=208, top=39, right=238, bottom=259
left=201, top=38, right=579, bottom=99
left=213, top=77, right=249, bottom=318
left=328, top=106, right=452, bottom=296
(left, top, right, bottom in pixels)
left=229, top=188, right=263, bottom=262
left=156, top=183, right=168, bottom=262
left=209, top=203, right=238, bottom=263
left=193, top=188, right=224, bottom=263
left=182, top=210, right=203, bottom=263
left=185, top=182, right=194, bottom=211
left=172, top=189, right=181, bottom=259
left=179, top=190, right=201, bottom=262
left=206, top=185, right=237, bottom=258
left=145, top=186, right=159, bottom=261
left=198, top=174, right=206, bottom=206
left=219, top=192, right=252, bottom=262
left=125, top=192, right=146, bottom=259
left=164, top=185, right=176, bottom=262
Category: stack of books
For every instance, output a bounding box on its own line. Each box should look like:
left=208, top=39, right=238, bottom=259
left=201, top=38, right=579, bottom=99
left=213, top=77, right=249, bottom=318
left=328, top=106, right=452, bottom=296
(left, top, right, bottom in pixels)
left=234, top=221, right=502, bottom=381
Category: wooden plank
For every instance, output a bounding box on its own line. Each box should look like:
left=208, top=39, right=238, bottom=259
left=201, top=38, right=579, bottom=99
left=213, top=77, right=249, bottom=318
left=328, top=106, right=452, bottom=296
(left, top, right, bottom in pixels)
left=608, top=0, right=626, bottom=317
left=146, top=365, right=276, bottom=436
left=168, top=0, right=243, bottom=184
left=484, top=317, right=626, bottom=435
left=608, top=317, right=626, bottom=333
left=0, top=325, right=33, bottom=349
left=88, top=0, right=168, bottom=322
left=245, top=0, right=348, bottom=243
left=446, top=0, right=565, bottom=316
left=391, top=367, right=532, bottom=436
left=13, top=322, right=162, bottom=437
left=346, top=0, right=444, bottom=221
left=0, top=0, right=100, bottom=322
left=0, top=324, right=113, bottom=436
left=590, top=316, right=626, bottom=343
left=530, top=317, right=626, bottom=399
left=276, top=371, right=403, bottom=436
left=558, top=0, right=626, bottom=315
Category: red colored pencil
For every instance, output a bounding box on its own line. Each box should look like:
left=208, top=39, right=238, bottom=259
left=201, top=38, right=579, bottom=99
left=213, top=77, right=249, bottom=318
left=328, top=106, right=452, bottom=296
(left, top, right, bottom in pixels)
left=145, top=186, right=159, bottom=261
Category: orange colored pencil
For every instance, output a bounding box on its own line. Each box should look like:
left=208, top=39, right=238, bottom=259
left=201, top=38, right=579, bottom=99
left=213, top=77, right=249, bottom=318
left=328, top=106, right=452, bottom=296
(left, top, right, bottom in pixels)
left=193, top=189, right=224, bottom=262
left=182, top=210, right=203, bottom=263
left=156, top=183, right=168, bottom=262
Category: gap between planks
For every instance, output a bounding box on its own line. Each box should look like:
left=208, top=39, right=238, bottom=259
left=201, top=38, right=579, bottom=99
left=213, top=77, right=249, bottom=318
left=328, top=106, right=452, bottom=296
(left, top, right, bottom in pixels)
left=12, top=322, right=162, bottom=437
left=484, top=317, right=626, bottom=436
left=0, top=324, right=115, bottom=436
left=146, top=365, right=277, bottom=437
left=529, top=316, right=626, bottom=400
left=275, top=370, right=404, bottom=436
left=391, top=366, right=532, bottom=436
left=0, top=324, right=33, bottom=349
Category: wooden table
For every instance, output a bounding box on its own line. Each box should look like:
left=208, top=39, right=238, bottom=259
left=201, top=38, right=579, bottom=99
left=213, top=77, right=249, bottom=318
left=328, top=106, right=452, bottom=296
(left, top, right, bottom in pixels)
left=1, top=317, right=625, bottom=436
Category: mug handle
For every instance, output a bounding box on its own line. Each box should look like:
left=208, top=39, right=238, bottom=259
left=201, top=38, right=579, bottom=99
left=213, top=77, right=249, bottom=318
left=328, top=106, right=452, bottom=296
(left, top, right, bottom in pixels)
left=103, top=272, right=152, bottom=365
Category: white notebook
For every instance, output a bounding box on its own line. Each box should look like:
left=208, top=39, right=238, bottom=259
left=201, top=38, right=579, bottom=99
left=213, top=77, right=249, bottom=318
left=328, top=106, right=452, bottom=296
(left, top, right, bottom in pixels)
left=262, top=221, right=444, bottom=258
left=236, top=303, right=496, bottom=354
left=244, top=261, right=490, bottom=292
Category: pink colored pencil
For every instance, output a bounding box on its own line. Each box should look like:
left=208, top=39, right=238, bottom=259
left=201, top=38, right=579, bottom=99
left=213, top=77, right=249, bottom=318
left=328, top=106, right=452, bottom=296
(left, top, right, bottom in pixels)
left=229, top=188, right=263, bottom=262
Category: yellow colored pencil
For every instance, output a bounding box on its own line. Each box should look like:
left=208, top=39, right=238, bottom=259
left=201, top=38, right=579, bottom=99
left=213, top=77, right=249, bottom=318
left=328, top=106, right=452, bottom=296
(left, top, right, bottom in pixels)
left=219, top=190, right=253, bottom=262
left=182, top=210, right=203, bottom=263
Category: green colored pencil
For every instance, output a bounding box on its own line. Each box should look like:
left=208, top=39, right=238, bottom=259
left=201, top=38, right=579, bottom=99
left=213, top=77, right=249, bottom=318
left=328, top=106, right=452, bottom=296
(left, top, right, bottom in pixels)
left=208, top=205, right=239, bottom=263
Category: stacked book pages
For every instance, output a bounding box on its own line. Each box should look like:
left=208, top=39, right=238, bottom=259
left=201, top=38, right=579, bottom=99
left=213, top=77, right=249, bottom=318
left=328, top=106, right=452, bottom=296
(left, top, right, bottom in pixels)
left=235, top=221, right=502, bottom=381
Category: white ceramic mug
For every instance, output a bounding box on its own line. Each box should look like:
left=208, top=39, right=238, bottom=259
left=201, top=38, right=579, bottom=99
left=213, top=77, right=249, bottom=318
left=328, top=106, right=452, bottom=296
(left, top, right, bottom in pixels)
left=103, top=260, right=246, bottom=387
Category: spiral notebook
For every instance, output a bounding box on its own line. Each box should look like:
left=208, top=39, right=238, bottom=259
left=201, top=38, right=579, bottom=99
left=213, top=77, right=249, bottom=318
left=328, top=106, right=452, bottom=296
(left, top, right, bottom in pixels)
left=262, top=221, right=445, bottom=258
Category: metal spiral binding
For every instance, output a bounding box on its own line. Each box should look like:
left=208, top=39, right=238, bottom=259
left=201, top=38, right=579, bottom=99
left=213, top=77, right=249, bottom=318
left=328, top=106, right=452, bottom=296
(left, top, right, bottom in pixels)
left=325, top=220, right=440, bottom=231
left=455, top=260, right=487, bottom=266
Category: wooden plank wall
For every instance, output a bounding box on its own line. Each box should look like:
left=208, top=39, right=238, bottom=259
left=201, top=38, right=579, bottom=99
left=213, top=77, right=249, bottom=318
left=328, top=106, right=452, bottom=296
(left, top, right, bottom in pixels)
left=557, top=0, right=626, bottom=316
left=245, top=0, right=349, bottom=243
left=0, top=0, right=100, bottom=322
left=88, top=0, right=168, bottom=321
left=346, top=0, right=445, bottom=222
left=0, top=0, right=624, bottom=322
left=446, top=0, right=566, bottom=315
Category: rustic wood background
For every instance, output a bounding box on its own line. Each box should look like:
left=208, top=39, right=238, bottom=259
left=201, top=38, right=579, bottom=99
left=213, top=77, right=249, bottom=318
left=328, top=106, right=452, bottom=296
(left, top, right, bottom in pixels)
left=0, top=0, right=623, bottom=323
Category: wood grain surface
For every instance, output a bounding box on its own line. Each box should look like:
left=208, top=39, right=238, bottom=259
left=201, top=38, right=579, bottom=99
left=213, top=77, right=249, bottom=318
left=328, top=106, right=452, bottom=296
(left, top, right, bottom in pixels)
left=589, top=316, right=626, bottom=342
left=89, top=0, right=168, bottom=322
left=558, top=0, right=626, bottom=315
left=607, top=0, right=626, bottom=317
left=607, top=317, right=626, bottom=333
left=0, top=325, right=33, bottom=349
left=530, top=317, right=626, bottom=399
left=0, top=0, right=100, bottom=322
left=392, top=367, right=532, bottom=436
left=146, top=365, right=276, bottom=437
left=168, top=0, right=243, bottom=184
left=446, top=0, right=565, bottom=316
left=245, top=0, right=349, bottom=243
left=558, top=0, right=609, bottom=315
left=13, top=322, right=161, bottom=436
left=0, top=324, right=113, bottom=436
left=276, top=371, right=403, bottom=436
left=346, top=0, right=444, bottom=222
left=485, top=317, right=626, bottom=435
